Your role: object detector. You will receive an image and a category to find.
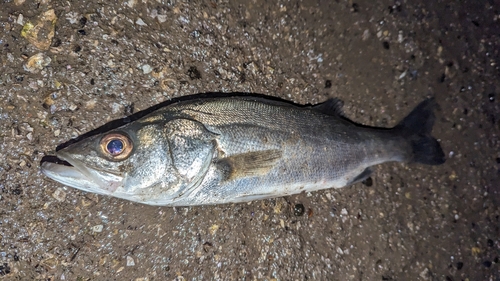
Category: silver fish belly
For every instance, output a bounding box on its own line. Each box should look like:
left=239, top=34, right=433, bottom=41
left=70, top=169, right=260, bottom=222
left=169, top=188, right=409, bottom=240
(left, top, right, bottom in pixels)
left=41, top=96, right=445, bottom=206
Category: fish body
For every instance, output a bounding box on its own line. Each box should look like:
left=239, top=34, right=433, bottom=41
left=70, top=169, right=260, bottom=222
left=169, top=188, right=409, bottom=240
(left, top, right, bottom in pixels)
left=41, top=95, right=445, bottom=206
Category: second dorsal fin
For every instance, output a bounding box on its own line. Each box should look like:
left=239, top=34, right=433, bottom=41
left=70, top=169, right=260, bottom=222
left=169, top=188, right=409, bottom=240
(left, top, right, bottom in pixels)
left=312, top=98, right=345, bottom=117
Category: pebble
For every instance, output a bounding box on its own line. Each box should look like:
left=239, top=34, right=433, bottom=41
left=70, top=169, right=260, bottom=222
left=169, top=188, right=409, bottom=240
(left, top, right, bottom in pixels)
left=24, top=53, right=51, bottom=73
left=336, top=247, right=344, bottom=255
left=209, top=224, right=219, bottom=235
left=157, top=15, right=167, bottom=23
left=362, top=29, right=370, bottom=41
left=20, top=9, right=57, bottom=50
left=111, top=103, right=122, bottom=114
left=92, top=225, right=103, bottom=233
left=126, top=256, right=135, bottom=266
left=135, top=18, right=147, bottom=26
left=471, top=247, right=481, bottom=256
left=419, top=267, right=430, bottom=279
left=52, top=188, right=66, bottom=202
left=141, top=64, right=153, bottom=74
left=126, top=0, right=136, bottom=8
left=16, top=14, right=24, bottom=25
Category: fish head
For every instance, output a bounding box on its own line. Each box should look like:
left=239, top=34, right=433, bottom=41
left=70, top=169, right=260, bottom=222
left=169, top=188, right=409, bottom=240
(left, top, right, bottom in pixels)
left=41, top=123, right=174, bottom=201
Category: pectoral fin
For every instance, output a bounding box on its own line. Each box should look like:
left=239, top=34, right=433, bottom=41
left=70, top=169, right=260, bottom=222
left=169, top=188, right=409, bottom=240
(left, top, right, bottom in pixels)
left=218, top=150, right=282, bottom=181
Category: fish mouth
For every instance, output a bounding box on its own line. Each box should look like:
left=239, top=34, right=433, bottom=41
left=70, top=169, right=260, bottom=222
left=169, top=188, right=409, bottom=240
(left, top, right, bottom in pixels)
left=40, top=152, right=124, bottom=195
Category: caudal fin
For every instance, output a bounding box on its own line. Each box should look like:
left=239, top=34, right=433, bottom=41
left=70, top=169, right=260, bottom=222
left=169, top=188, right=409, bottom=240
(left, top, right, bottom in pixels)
left=395, top=98, right=445, bottom=165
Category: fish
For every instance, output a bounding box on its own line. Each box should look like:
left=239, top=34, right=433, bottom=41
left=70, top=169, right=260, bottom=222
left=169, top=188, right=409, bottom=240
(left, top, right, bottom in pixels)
left=41, top=95, right=445, bottom=206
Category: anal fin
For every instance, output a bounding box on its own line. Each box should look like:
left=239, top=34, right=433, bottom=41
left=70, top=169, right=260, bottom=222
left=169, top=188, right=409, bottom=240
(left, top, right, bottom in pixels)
left=217, top=150, right=282, bottom=181
left=347, top=168, right=373, bottom=186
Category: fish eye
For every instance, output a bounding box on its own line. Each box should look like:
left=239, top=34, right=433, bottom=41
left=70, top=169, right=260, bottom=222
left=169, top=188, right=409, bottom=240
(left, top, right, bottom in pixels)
left=107, top=139, right=124, bottom=155
left=100, top=133, right=133, bottom=160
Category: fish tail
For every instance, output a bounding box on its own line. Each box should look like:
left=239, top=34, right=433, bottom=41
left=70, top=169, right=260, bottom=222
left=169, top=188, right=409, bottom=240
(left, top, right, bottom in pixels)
left=395, top=98, right=445, bottom=165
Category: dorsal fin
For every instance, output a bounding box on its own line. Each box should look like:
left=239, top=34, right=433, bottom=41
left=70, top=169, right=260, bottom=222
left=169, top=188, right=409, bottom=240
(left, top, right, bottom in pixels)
left=312, top=98, right=345, bottom=116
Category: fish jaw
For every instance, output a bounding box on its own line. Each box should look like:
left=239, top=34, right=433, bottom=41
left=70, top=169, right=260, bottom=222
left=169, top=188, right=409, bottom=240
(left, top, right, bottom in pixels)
left=41, top=151, right=124, bottom=195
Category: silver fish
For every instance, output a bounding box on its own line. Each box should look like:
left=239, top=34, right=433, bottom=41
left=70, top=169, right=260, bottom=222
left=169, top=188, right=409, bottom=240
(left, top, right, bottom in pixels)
left=41, top=95, right=445, bottom=206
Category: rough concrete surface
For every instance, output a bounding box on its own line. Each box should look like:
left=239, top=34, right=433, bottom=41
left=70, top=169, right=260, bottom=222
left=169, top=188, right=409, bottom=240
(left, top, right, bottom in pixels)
left=1, top=0, right=499, bottom=280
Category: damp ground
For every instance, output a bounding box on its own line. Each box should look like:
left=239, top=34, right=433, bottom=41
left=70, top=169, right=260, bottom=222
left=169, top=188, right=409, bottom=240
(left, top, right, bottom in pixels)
left=0, top=0, right=499, bottom=280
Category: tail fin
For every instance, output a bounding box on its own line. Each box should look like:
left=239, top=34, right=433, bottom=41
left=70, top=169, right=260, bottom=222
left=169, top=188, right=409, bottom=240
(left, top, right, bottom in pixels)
left=395, top=98, right=445, bottom=165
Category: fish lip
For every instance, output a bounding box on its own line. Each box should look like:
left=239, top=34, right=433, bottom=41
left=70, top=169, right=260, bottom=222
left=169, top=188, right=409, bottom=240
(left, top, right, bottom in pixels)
left=41, top=152, right=123, bottom=193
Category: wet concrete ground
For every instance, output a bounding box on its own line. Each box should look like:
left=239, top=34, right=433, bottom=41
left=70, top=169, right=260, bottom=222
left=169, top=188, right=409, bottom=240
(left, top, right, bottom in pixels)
left=1, top=0, right=499, bottom=280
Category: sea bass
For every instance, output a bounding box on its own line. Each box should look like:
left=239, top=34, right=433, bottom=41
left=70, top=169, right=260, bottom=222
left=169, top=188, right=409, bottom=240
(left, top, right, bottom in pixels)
left=41, top=95, right=445, bottom=206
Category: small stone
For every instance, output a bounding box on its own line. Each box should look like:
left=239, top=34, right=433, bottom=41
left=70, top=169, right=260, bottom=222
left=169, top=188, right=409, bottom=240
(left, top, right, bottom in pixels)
left=126, top=0, right=136, bottom=8
left=419, top=268, right=430, bottom=280
left=126, top=256, right=135, bottom=266
left=362, top=29, right=370, bottom=41
left=397, top=32, right=403, bottom=43
left=471, top=247, right=481, bottom=256
left=336, top=247, right=343, bottom=255
left=157, top=15, right=167, bottom=23
left=85, top=99, right=96, bottom=110
left=92, top=225, right=103, bottom=233
left=54, top=129, right=60, bottom=137
left=20, top=9, right=57, bottom=50
left=141, top=64, right=153, bottom=74
left=111, top=103, right=122, bottom=114
left=24, top=53, right=51, bottom=73
left=99, top=256, right=107, bottom=266
left=16, top=14, right=24, bottom=25
left=52, top=188, right=66, bottom=202
left=209, top=224, right=219, bottom=235
left=136, top=18, right=147, bottom=26
left=488, top=93, right=495, bottom=102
